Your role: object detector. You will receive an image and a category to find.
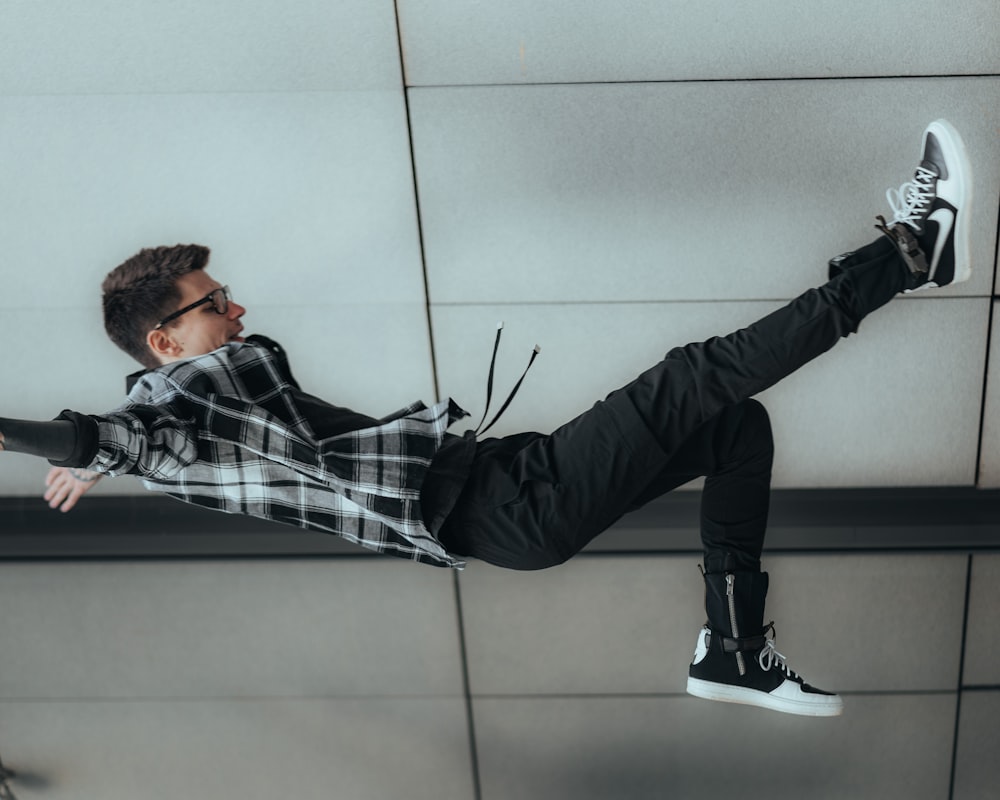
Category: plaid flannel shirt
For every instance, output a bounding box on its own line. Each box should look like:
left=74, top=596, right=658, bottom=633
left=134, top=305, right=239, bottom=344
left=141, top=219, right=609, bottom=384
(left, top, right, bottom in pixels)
left=85, top=339, right=468, bottom=569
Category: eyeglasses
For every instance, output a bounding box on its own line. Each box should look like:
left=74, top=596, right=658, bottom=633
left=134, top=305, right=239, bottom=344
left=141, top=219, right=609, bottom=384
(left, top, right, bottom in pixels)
left=154, top=286, right=232, bottom=330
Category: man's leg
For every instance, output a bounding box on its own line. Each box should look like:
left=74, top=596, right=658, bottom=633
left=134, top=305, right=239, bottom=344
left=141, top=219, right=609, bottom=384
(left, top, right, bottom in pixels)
left=627, top=397, right=845, bottom=716
left=439, top=244, right=902, bottom=572
left=683, top=402, right=841, bottom=716
left=439, top=397, right=773, bottom=570
left=442, top=191, right=970, bottom=567
left=443, top=118, right=971, bottom=570
left=666, top=121, right=972, bottom=716
left=439, top=118, right=972, bottom=718
left=619, top=117, right=971, bottom=462
left=624, top=398, right=774, bottom=575
left=617, top=240, right=904, bottom=458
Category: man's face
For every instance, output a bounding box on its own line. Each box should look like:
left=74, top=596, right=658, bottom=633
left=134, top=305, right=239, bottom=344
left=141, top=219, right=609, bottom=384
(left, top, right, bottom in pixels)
left=148, top=270, right=246, bottom=364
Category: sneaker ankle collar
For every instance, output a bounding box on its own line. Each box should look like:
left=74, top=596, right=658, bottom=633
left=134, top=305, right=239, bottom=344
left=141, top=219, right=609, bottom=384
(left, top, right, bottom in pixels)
left=875, top=216, right=929, bottom=279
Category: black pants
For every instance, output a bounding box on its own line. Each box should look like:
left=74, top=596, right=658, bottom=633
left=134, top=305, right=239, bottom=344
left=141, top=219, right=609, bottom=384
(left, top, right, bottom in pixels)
left=439, top=236, right=905, bottom=570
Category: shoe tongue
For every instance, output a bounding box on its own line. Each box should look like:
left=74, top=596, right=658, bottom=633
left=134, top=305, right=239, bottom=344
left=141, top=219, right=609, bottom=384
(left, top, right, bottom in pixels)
left=919, top=158, right=943, bottom=181
left=921, top=131, right=949, bottom=180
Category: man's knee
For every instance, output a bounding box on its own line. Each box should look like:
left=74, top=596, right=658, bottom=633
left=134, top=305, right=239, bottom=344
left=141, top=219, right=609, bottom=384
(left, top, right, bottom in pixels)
left=717, top=399, right=774, bottom=467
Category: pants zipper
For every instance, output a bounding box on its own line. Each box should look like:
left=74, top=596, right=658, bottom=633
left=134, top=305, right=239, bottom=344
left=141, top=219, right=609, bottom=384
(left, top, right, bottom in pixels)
left=726, top=573, right=746, bottom=676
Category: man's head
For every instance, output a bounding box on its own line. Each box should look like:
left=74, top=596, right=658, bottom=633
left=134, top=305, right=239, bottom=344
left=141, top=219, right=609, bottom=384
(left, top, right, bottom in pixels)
left=102, top=244, right=246, bottom=369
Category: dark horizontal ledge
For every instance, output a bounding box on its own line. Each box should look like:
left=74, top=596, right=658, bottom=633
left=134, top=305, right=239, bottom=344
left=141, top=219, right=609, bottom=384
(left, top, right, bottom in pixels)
left=0, top=487, right=998, bottom=561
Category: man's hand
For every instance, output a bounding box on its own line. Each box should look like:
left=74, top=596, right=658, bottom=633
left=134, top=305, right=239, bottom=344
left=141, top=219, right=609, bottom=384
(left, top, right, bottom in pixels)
left=44, top=467, right=103, bottom=512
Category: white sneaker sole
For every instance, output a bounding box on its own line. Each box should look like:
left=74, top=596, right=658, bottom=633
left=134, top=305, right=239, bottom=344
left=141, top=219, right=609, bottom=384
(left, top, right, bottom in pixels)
left=686, top=676, right=844, bottom=717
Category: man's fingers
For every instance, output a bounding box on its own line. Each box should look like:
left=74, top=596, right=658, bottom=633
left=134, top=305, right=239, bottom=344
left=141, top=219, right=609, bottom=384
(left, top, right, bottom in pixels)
left=43, top=470, right=74, bottom=510
left=46, top=482, right=69, bottom=509
left=58, top=488, right=82, bottom=513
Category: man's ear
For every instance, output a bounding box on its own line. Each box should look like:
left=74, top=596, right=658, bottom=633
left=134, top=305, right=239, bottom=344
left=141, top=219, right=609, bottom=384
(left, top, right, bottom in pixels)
left=146, top=328, right=181, bottom=362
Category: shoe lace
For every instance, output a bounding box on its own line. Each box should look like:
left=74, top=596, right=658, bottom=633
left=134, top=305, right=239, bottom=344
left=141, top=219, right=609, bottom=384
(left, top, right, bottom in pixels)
left=756, top=622, right=801, bottom=680
left=885, top=165, right=937, bottom=229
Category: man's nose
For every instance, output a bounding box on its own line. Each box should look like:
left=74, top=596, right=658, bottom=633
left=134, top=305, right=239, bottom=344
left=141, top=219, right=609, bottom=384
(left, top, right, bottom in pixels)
left=229, top=302, right=247, bottom=319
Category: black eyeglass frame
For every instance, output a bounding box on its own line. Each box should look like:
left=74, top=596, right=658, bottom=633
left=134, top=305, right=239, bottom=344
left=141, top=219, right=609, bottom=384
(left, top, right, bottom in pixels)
left=154, top=286, right=231, bottom=330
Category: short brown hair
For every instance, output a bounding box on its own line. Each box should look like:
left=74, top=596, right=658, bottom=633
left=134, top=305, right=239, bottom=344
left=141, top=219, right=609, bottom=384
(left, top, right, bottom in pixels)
left=102, top=244, right=211, bottom=369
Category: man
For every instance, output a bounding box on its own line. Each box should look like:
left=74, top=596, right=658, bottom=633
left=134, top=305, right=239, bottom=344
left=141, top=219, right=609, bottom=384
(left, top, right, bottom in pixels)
left=1, top=120, right=973, bottom=718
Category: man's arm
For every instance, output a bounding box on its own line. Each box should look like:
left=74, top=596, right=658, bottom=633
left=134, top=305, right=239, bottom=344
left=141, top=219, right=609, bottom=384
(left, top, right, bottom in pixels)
left=0, top=418, right=77, bottom=460
left=0, top=417, right=102, bottom=512
left=2, top=401, right=199, bottom=512
left=1, top=417, right=98, bottom=511
left=3, top=402, right=199, bottom=486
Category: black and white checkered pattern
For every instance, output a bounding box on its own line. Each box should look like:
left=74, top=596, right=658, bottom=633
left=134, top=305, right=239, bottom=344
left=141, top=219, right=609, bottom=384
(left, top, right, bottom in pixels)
left=90, top=341, right=468, bottom=569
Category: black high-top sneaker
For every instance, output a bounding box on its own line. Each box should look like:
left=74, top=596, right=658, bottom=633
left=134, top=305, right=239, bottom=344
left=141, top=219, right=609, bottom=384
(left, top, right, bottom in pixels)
left=686, top=570, right=843, bottom=717
left=874, top=118, right=972, bottom=292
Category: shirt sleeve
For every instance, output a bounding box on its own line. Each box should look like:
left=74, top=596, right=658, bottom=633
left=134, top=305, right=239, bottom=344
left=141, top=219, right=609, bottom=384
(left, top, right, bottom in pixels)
left=77, top=401, right=201, bottom=479
left=48, top=410, right=100, bottom=468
